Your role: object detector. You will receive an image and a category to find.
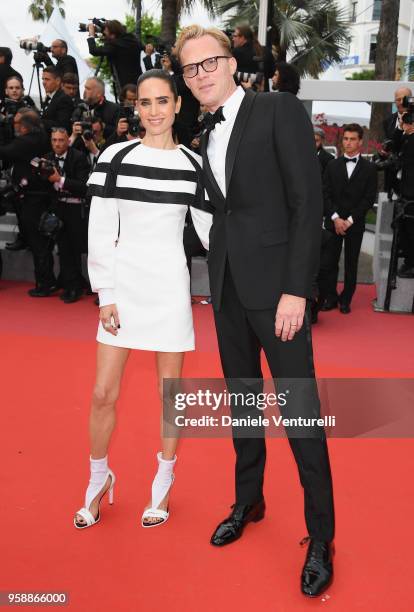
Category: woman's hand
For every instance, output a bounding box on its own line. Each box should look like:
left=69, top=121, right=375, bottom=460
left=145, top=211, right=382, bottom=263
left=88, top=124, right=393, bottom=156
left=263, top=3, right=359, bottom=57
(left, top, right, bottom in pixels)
left=99, top=304, right=120, bottom=336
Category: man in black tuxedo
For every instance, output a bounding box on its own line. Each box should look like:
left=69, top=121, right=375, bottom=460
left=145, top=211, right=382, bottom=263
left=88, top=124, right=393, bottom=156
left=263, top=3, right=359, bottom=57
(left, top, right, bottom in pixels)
left=177, top=26, right=334, bottom=597
left=45, top=128, right=90, bottom=302
left=82, top=77, right=119, bottom=139
left=322, top=124, right=377, bottom=313
left=314, top=127, right=334, bottom=173
left=142, top=43, right=162, bottom=72
left=41, top=66, right=74, bottom=134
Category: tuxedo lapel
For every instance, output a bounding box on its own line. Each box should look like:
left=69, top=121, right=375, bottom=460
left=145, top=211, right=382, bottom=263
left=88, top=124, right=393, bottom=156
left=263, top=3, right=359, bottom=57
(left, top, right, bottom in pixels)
left=200, top=130, right=225, bottom=206
left=225, top=89, right=256, bottom=195
left=349, top=157, right=363, bottom=183
left=338, top=156, right=349, bottom=185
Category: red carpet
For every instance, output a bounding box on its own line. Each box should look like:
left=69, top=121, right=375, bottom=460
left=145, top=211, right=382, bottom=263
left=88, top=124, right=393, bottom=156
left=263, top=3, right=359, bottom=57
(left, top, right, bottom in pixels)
left=1, top=281, right=414, bottom=611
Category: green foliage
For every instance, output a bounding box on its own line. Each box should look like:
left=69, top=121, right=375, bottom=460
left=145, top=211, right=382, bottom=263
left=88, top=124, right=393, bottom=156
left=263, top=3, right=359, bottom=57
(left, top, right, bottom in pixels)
left=28, top=0, right=65, bottom=21
left=88, top=13, right=162, bottom=95
left=214, top=0, right=350, bottom=78
left=346, top=70, right=376, bottom=80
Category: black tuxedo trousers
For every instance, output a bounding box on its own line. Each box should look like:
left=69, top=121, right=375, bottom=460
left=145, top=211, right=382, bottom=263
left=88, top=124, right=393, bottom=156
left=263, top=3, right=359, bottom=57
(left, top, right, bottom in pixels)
left=214, top=263, right=335, bottom=542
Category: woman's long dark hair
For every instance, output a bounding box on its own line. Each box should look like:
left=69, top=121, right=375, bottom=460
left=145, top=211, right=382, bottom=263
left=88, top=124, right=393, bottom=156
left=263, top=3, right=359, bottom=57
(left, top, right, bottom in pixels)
left=137, top=69, right=178, bottom=101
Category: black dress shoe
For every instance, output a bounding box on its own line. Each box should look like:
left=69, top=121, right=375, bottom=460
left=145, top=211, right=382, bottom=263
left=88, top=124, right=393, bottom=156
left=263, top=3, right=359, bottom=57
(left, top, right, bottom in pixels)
left=397, top=264, right=414, bottom=278
left=5, top=237, right=27, bottom=251
left=210, top=500, right=265, bottom=546
left=301, top=537, right=334, bottom=597
left=339, top=303, right=351, bottom=314
left=28, top=286, right=58, bottom=297
left=320, top=299, right=337, bottom=312
left=61, top=289, right=83, bottom=303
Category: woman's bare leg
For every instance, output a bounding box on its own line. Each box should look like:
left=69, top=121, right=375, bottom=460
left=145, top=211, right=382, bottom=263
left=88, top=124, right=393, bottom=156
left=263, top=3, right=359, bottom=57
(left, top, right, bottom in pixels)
left=75, top=343, right=130, bottom=525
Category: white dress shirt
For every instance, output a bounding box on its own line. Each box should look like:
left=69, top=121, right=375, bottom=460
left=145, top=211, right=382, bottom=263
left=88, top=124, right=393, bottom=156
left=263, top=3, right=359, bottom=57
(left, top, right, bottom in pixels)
left=206, top=86, right=245, bottom=197
left=330, top=154, right=361, bottom=225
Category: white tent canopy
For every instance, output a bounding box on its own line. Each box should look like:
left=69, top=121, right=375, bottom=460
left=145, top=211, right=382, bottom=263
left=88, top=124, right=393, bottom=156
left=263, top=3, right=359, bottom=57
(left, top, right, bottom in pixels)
left=310, top=65, right=372, bottom=127
left=40, top=8, right=91, bottom=87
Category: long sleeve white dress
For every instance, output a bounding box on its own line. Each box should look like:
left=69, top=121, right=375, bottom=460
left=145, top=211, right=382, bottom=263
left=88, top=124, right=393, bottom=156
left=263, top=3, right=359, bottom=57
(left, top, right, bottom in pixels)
left=87, top=140, right=212, bottom=352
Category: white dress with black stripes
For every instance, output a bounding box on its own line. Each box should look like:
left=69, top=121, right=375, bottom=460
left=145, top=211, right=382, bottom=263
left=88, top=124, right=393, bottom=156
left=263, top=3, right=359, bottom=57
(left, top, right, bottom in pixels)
left=87, top=140, right=212, bottom=351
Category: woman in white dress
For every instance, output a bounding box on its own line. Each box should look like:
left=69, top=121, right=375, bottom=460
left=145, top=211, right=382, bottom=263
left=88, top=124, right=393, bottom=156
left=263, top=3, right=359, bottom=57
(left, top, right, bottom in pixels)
left=73, top=70, right=212, bottom=529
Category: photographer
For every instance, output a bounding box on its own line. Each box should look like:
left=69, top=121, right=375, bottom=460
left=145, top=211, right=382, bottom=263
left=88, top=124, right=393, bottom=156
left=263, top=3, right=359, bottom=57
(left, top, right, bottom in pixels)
left=272, top=61, right=301, bottom=96
left=45, top=127, right=90, bottom=302
left=0, top=109, right=56, bottom=296
left=101, top=83, right=141, bottom=150
left=81, top=77, right=118, bottom=138
left=87, top=20, right=143, bottom=93
left=141, top=42, right=162, bottom=72
left=41, top=66, right=74, bottom=134
left=0, top=47, right=23, bottom=101
left=392, top=101, right=414, bottom=278
left=36, top=39, right=78, bottom=78
left=232, top=25, right=274, bottom=92
left=1, top=76, right=36, bottom=112
left=70, top=117, right=105, bottom=170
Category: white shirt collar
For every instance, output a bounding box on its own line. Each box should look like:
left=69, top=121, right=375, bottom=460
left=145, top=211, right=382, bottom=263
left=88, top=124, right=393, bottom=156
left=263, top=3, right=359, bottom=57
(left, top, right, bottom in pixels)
left=55, top=151, right=68, bottom=160
left=344, top=153, right=360, bottom=160
left=220, top=86, right=245, bottom=121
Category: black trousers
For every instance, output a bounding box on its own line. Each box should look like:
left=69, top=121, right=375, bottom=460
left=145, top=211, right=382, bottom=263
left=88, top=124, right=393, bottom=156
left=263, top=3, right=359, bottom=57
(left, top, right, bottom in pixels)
left=54, top=202, right=88, bottom=291
left=213, top=264, right=335, bottom=542
left=20, top=196, right=56, bottom=289
left=324, top=225, right=364, bottom=306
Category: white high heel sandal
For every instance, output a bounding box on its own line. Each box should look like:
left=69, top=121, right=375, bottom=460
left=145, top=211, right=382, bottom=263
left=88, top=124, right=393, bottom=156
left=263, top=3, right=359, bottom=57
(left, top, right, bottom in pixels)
left=141, top=452, right=176, bottom=528
left=74, top=456, right=116, bottom=529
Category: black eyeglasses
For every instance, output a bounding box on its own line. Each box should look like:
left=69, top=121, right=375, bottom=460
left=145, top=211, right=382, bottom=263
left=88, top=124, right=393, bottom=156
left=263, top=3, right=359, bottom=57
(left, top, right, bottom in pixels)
left=181, top=56, right=231, bottom=79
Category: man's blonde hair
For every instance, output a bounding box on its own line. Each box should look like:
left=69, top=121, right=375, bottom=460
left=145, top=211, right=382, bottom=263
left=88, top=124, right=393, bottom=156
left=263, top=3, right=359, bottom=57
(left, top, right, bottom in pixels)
left=175, top=25, right=232, bottom=62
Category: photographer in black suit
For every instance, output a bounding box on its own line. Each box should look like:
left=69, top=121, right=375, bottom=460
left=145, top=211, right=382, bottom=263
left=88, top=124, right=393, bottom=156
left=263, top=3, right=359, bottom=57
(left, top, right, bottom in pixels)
left=322, top=124, right=377, bottom=313
left=36, top=39, right=78, bottom=78
left=45, top=128, right=90, bottom=302
left=382, top=87, right=412, bottom=196
left=41, top=66, right=74, bottom=134
left=177, top=26, right=334, bottom=597
left=82, top=77, right=119, bottom=139
left=0, top=108, right=54, bottom=296
left=87, top=20, right=143, bottom=95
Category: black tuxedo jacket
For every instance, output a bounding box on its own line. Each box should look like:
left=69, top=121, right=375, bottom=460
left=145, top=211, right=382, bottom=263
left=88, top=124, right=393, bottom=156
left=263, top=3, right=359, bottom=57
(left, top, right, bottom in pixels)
left=42, top=89, right=74, bottom=133
left=323, top=156, right=377, bottom=230
left=46, top=147, right=90, bottom=198
left=43, top=53, right=79, bottom=77
left=200, top=90, right=322, bottom=311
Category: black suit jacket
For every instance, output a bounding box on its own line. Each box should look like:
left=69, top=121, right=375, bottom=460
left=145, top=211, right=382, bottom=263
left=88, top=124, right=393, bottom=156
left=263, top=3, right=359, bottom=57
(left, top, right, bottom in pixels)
left=0, top=129, right=50, bottom=192
left=89, top=99, right=119, bottom=138
left=201, top=90, right=322, bottom=311
left=46, top=147, right=90, bottom=198
left=143, top=54, right=161, bottom=71
left=317, top=147, right=334, bottom=173
left=383, top=112, right=398, bottom=140
left=43, top=53, right=79, bottom=77
left=323, top=156, right=377, bottom=230
left=42, top=89, right=74, bottom=133
left=87, top=34, right=143, bottom=87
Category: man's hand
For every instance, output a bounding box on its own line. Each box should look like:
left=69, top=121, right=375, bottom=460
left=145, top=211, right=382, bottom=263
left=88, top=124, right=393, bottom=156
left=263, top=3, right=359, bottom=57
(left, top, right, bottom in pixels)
left=83, top=137, right=99, bottom=155
left=334, top=218, right=347, bottom=236
left=88, top=24, right=96, bottom=37
left=343, top=219, right=352, bottom=231
left=275, top=294, right=306, bottom=342
left=99, top=304, right=120, bottom=336
left=116, top=118, right=129, bottom=137
left=402, top=123, right=414, bottom=136
left=48, top=168, right=62, bottom=183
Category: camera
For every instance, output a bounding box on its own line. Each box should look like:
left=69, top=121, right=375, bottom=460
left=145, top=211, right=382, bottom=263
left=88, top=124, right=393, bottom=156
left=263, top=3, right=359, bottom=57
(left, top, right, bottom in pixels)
left=30, top=157, right=57, bottom=179
left=0, top=97, right=33, bottom=145
left=401, top=96, right=414, bottom=125
left=71, top=102, right=94, bottom=140
left=19, top=39, right=51, bottom=54
left=119, top=105, right=141, bottom=137
left=78, top=18, right=107, bottom=34
left=236, top=70, right=264, bottom=91
left=0, top=169, right=20, bottom=214
left=372, top=139, right=401, bottom=171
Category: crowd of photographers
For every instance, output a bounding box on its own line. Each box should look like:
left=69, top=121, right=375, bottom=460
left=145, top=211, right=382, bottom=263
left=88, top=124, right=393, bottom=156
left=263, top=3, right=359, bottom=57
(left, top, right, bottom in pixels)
left=0, top=19, right=413, bottom=309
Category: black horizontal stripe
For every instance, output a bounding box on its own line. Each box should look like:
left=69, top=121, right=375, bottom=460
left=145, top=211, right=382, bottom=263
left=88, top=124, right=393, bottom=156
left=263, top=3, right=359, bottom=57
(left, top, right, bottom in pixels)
left=113, top=186, right=195, bottom=205
left=94, top=162, right=197, bottom=183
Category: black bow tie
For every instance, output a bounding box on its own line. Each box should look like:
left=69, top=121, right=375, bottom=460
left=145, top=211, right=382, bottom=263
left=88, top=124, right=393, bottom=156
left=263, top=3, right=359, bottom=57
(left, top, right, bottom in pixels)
left=202, top=107, right=225, bottom=133
left=345, top=157, right=358, bottom=163
left=55, top=157, right=65, bottom=163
